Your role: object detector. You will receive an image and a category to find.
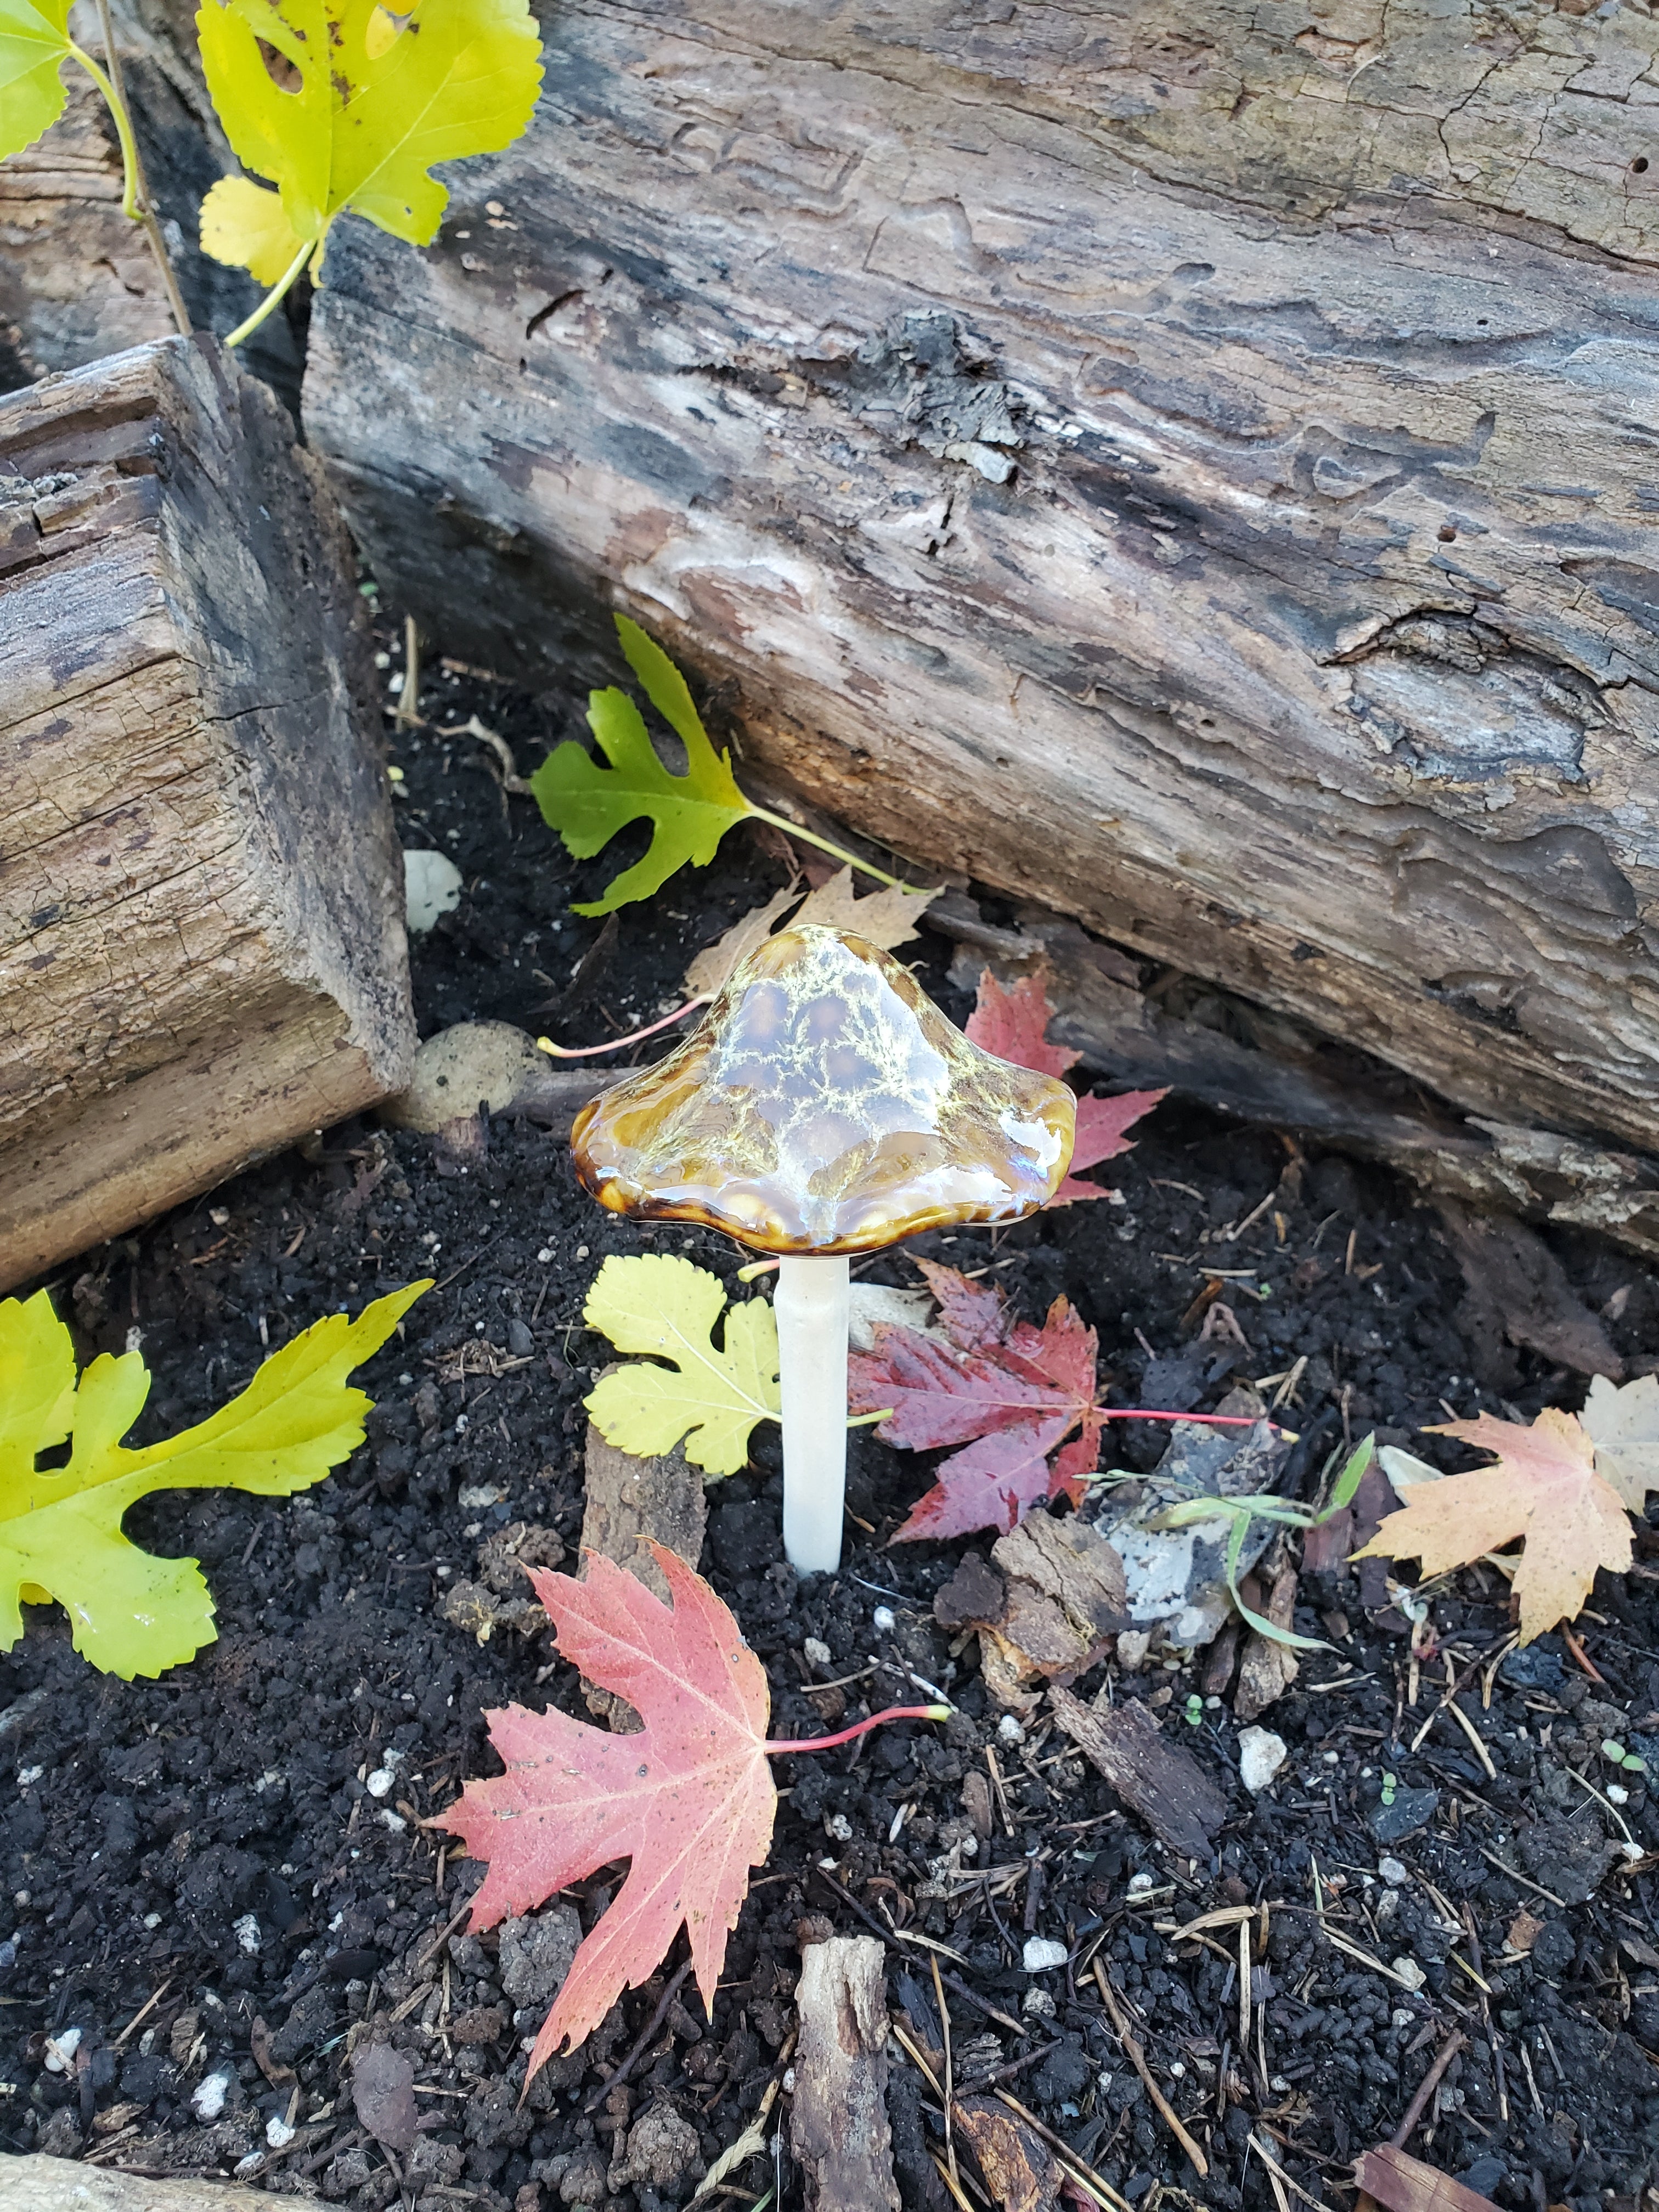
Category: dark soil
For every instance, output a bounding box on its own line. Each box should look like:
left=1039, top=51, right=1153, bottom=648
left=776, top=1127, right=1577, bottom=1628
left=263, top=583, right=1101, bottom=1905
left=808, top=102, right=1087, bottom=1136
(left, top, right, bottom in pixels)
left=4, top=625, right=1658, bottom=2212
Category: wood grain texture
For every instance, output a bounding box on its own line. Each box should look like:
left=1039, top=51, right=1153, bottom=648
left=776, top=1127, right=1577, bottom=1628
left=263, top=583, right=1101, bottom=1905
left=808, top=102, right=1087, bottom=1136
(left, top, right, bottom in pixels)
left=791, top=1936, right=901, bottom=2212
left=303, top=0, right=1659, bottom=1153
left=0, top=2156, right=264, bottom=2209
left=0, top=336, right=414, bottom=1289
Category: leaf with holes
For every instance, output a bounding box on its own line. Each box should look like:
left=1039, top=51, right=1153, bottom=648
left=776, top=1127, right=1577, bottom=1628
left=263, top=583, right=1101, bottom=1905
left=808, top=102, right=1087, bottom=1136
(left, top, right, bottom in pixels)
left=441, top=1544, right=778, bottom=2073
left=967, top=969, right=1163, bottom=1204
left=582, top=1254, right=780, bottom=1476
left=195, top=0, right=543, bottom=279
left=1352, top=1405, right=1637, bottom=1644
left=849, top=1262, right=1104, bottom=1540
left=0, top=1279, right=428, bottom=1677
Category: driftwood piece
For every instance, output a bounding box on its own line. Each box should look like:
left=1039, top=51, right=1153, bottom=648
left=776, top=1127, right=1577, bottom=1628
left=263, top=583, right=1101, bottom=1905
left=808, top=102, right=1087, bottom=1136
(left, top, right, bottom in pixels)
left=0, top=2158, right=263, bottom=2209
left=1048, top=1688, right=1227, bottom=1865
left=0, top=336, right=414, bottom=1290
left=303, top=0, right=1659, bottom=1161
left=933, top=899, right=1659, bottom=1263
left=791, top=1936, right=901, bottom=2212
left=578, top=1421, right=708, bottom=1727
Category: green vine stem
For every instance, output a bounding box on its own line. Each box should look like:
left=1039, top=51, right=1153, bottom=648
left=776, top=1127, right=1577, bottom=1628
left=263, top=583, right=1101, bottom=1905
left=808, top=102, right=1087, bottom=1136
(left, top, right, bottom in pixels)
left=80, top=0, right=191, bottom=337
left=225, top=234, right=318, bottom=348
left=744, top=804, right=921, bottom=895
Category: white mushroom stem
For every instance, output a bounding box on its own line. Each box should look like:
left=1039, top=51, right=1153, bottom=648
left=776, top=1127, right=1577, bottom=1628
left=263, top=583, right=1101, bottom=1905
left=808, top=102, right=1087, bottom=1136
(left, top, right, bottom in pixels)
left=776, top=1254, right=851, bottom=1574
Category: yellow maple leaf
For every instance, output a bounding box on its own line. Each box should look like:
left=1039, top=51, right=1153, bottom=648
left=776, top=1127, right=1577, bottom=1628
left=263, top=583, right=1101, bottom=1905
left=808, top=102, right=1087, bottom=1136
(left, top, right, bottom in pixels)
left=583, top=1254, right=779, bottom=1477
left=199, top=174, right=306, bottom=286
left=1352, top=1406, right=1633, bottom=1645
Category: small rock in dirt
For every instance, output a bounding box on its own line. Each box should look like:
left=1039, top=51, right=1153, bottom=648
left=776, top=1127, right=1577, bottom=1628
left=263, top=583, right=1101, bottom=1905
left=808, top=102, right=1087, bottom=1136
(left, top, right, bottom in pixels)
left=608, top=2098, right=701, bottom=2193
left=500, top=1904, right=582, bottom=2011
left=36, top=2106, right=83, bottom=2158
left=1238, top=1725, right=1287, bottom=1793
left=191, top=2068, right=233, bottom=2121
left=1033, top=2034, right=1092, bottom=2103
left=1368, top=1788, right=1439, bottom=1845
left=507, top=1317, right=535, bottom=1357
left=1378, top=1856, right=1409, bottom=1887
left=803, top=1636, right=832, bottom=1667
left=323, top=2147, right=374, bottom=2199
left=404, top=848, right=464, bottom=933
left=1023, top=1936, right=1069, bottom=1972
left=452, top=2001, right=509, bottom=2045
left=997, top=1713, right=1025, bottom=1745
left=1390, top=1956, right=1427, bottom=1992
left=1459, top=2157, right=1509, bottom=2198
left=1529, top=1917, right=1576, bottom=1977
left=352, top=2038, right=419, bottom=2154
left=1117, top=1629, right=1151, bottom=1672
left=558, top=2147, right=610, bottom=2206
left=1500, top=1641, right=1565, bottom=1691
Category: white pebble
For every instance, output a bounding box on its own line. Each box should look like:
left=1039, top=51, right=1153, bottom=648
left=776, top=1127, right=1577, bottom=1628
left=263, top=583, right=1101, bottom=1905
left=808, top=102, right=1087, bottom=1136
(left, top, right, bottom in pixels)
left=537, top=1247, right=555, bottom=1264
left=43, top=2026, right=81, bottom=2073
left=803, top=1638, right=832, bottom=1668
left=1391, top=2008, right=1415, bottom=2030
left=15, top=1768, right=41, bottom=1788
left=997, top=1714, right=1026, bottom=1746
left=1023, top=1937, right=1069, bottom=1973
left=365, top=1768, right=396, bottom=1799
left=1606, top=1782, right=1629, bottom=1805
left=403, top=849, right=463, bottom=934
left=191, top=2070, right=232, bottom=2122
left=1022, top=1986, right=1057, bottom=2016
left=1238, top=1726, right=1288, bottom=1795
left=872, top=1605, right=897, bottom=1633
left=1116, top=1629, right=1151, bottom=1673
left=381, top=1809, right=408, bottom=1833
left=1378, top=1857, right=1409, bottom=1887
left=824, top=1813, right=854, bottom=1843
left=266, top=2114, right=296, bottom=2149
left=233, top=1914, right=261, bottom=1955
left=1391, top=1956, right=1427, bottom=1993
left=143, top=1913, right=162, bottom=1931
left=1127, top=1871, right=1155, bottom=1897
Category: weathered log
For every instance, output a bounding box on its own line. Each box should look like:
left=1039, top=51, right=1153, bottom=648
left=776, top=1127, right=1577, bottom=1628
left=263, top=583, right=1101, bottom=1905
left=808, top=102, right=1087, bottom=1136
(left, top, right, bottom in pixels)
left=0, top=336, right=414, bottom=1290
left=791, top=1936, right=901, bottom=2212
left=301, top=0, right=1659, bottom=1158
left=0, top=2158, right=262, bottom=2209
left=929, top=895, right=1659, bottom=1262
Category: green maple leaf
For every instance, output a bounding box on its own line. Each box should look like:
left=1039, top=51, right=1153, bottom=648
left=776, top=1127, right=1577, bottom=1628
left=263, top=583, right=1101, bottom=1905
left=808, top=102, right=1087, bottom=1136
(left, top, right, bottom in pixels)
left=0, top=0, right=75, bottom=161
left=196, top=0, right=543, bottom=283
left=0, top=1278, right=429, bottom=1679
left=583, top=1255, right=779, bottom=1477
left=533, top=617, right=753, bottom=918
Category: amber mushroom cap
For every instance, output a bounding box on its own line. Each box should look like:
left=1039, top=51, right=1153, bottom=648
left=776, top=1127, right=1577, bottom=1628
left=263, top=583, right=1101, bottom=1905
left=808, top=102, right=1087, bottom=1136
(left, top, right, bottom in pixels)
left=569, top=923, right=1076, bottom=1255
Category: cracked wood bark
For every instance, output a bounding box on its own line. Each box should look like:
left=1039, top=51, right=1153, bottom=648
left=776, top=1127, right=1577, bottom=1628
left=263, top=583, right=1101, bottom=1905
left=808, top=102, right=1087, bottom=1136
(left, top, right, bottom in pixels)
left=0, top=2157, right=264, bottom=2208
left=302, top=0, right=1659, bottom=1154
left=0, top=336, right=414, bottom=1290
left=791, top=1936, right=901, bottom=2212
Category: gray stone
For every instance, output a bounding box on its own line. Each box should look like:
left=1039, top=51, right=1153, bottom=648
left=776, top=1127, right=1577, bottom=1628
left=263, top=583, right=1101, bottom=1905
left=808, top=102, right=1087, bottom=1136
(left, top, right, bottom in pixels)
left=1367, top=1788, right=1440, bottom=1846
left=499, top=1904, right=582, bottom=2011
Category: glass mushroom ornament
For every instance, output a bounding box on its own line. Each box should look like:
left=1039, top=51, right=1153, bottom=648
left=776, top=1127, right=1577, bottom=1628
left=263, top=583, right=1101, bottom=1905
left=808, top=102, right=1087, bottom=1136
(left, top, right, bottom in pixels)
left=569, top=923, right=1076, bottom=1571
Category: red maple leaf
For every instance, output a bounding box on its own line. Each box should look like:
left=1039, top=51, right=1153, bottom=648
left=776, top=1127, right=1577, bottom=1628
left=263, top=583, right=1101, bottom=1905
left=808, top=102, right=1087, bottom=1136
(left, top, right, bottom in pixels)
left=851, top=1262, right=1106, bottom=1541
left=441, top=1545, right=777, bottom=2077
left=966, top=969, right=1164, bottom=1204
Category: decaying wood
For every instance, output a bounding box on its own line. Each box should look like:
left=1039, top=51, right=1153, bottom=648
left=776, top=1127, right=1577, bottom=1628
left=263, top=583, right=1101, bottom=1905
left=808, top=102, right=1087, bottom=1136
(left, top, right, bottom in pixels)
left=1435, top=1198, right=1624, bottom=1381
left=935, top=1513, right=1129, bottom=1710
left=578, top=1420, right=708, bottom=1728
left=790, top=1936, right=901, bottom=2212
left=303, top=0, right=1659, bottom=1161
left=1048, top=1686, right=1226, bottom=1865
left=0, top=337, right=414, bottom=1290
left=931, top=897, right=1659, bottom=1263
left=0, top=2157, right=264, bottom=2209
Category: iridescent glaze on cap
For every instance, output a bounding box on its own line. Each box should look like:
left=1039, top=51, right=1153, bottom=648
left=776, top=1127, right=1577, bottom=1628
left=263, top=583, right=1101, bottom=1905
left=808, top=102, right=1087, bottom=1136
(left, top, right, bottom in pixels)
left=569, top=923, right=1076, bottom=1254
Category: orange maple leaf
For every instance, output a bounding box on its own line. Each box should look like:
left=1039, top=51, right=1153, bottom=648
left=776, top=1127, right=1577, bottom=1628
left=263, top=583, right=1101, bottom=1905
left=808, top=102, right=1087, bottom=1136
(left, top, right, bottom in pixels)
left=1352, top=1407, right=1635, bottom=1644
left=440, top=1544, right=776, bottom=2075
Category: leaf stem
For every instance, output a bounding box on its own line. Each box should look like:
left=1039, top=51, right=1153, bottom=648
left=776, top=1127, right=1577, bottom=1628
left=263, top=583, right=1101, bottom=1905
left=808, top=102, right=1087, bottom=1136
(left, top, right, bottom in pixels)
left=746, top=804, right=922, bottom=895
left=537, top=997, right=712, bottom=1059
left=71, top=21, right=191, bottom=337
left=765, top=1702, right=950, bottom=1756
left=225, top=233, right=317, bottom=349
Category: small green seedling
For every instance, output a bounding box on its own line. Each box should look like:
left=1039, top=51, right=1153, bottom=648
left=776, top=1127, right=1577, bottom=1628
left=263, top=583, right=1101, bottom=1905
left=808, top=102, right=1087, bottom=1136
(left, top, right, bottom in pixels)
left=1, top=1279, right=427, bottom=1677
left=1183, top=1692, right=1203, bottom=1727
left=1143, top=1434, right=1378, bottom=1651
left=1601, top=1738, right=1649, bottom=1775
left=533, top=617, right=924, bottom=916
left=1380, top=1771, right=1398, bottom=1807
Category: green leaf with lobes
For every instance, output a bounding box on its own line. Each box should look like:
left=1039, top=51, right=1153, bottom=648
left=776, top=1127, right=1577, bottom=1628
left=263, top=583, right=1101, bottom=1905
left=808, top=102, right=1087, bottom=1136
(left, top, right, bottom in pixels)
left=966, top=968, right=1164, bottom=1204
left=441, top=1544, right=777, bottom=2072
left=582, top=1254, right=780, bottom=1476
left=195, top=0, right=543, bottom=284
left=0, top=0, right=76, bottom=161
left=0, top=1279, right=429, bottom=1678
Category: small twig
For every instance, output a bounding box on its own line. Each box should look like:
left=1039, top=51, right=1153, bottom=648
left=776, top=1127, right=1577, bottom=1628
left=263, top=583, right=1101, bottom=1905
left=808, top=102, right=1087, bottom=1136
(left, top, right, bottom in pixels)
left=1390, top=2029, right=1466, bottom=2147
left=89, top=0, right=191, bottom=336
left=585, top=1959, right=694, bottom=2111
left=1092, top=1959, right=1209, bottom=2177
left=1442, top=1695, right=1498, bottom=1781
left=394, top=616, right=425, bottom=729
left=439, top=713, right=533, bottom=794
left=111, top=1978, right=173, bottom=2051
left=1561, top=1624, right=1605, bottom=1683
left=1248, top=2135, right=1328, bottom=2212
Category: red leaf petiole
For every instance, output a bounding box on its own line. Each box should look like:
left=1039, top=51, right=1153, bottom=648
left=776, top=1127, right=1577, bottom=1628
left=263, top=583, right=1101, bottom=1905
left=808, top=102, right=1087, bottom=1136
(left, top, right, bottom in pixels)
left=764, top=1702, right=951, bottom=1756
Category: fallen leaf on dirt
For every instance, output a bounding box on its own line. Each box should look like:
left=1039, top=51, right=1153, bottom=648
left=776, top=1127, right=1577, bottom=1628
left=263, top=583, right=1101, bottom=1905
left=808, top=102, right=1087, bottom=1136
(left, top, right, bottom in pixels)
left=441, top=1545, right=776, bottom=2077
left=1354, top=2142, right=1500, bottom=2212
left=583, top=1254, right=780, bottom=1475
left=955, top=2096, right=1059, bottom=2211
left=966, top=969, right=1164, bottom=1204
left=849, top=1263, right=1104, bottom=1541
left=1048, top=1684, right=1226, bottom=1862
left=684, top=866, right=938, bottom=997
left=1352, top=1406, right=1637, bottom=1643
left=0, top=1279, right=429, bottom=1679
left=1504, top=1910, right=1544, bottom=1955
left=351, top=2040, right=418, bottom=2155
left=1580, top=1373, right=1659, bottom=1511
